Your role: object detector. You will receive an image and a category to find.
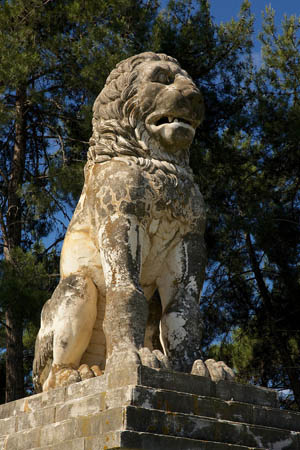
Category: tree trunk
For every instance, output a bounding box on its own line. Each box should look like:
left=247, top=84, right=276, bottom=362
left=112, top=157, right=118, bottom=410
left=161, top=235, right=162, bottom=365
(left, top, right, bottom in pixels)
left=6, top=87, right=26, bottom=250
left=5, top=308, right=24, bottom=402
left=4, top=87, right=27, bottom=402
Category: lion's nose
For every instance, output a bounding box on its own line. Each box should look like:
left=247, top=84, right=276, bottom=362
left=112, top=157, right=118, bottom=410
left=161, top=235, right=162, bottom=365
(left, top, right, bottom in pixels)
left=176, top=87, right=204, bottom=120
left=156, top=81, right=204, bottom=123
left=167, top=78, right=204, bottom=118
left=184, top=89, right=204, bottom=112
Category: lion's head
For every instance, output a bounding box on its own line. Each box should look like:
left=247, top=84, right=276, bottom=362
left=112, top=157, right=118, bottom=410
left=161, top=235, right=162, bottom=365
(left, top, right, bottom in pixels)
left=88, top=52, right=204, bottom=167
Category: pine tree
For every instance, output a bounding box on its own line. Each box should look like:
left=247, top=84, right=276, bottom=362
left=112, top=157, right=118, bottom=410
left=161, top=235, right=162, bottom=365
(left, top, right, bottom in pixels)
left=198, top=5, right=300, bottom=410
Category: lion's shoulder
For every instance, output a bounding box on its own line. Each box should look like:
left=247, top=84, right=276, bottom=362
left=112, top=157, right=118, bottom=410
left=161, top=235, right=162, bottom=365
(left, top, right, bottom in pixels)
left=89, top=159, right=151, bottom=189
left=85, top=159, right=155, bottom=222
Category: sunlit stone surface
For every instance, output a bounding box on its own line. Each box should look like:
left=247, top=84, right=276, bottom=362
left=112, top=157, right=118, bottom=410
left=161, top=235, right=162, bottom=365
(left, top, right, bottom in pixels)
left=33, top=52, right=233, bottom=393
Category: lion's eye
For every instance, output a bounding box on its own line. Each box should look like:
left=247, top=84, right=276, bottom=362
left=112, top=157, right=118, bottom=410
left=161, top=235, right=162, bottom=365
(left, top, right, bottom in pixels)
left=155, top=72, right=173, bottom=84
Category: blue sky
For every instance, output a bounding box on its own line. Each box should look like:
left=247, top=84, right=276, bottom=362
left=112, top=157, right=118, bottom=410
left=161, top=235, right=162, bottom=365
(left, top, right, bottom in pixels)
left=210, top=0, right=299, bottom=25
left=210, top=0, right=299, bottom=62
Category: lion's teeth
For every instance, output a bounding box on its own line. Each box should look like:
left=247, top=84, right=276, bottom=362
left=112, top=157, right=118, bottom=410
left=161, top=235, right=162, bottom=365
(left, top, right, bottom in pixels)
left=168, top=117, right=172, bottom=123
left=174, top=118, right=179, bottom=122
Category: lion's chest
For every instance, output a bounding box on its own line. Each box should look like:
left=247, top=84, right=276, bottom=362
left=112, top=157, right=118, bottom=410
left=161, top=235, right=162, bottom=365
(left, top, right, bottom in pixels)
left=139, top=173, right=205, bottom=278
left=147, top=172, right=205, bottom=229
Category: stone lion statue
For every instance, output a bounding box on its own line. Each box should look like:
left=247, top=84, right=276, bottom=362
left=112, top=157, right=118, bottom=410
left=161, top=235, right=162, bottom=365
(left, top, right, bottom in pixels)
left=33, top=52, right=234, bottom=392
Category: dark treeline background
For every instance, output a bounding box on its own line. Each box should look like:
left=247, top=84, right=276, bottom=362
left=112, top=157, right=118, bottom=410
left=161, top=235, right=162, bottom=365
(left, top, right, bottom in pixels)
left=0, top=0, right=299, bottom=408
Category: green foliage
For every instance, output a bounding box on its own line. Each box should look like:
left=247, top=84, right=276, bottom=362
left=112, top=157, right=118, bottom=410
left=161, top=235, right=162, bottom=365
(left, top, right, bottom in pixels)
left=198, top=4, right=300, bottom=410
left=0, top=245, right=56, bottom=398
left=0, top=247, right=51, bottom=318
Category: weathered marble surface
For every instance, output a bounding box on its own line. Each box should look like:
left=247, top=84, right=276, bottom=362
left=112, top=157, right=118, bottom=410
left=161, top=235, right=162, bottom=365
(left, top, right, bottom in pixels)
left=2, top=365, right=300, bottom=450
left=33, top=52, right=233, bottom=392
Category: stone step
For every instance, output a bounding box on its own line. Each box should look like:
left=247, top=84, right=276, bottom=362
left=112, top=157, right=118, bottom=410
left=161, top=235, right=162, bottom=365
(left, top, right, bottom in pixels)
left=3, top=403, right=298, bottom=450
left=0, top=365, right=279, bottom=423
left=52, top=365, right=280, bottom=410
left=19, top=437, right=85, bottom=450
left=95, top=365, right=280, bottom=408
left=72, top=431, right=268, bottom=450
left=4, top=432, right=268, bottom=450
left=25, top=432, right=267, bottom=450
left=2, top=383, right=299, bottom=438
left=1, top=407, right=123, bottom=449
left=0, top=388, right=132, bottom=438
left=123, top=405, right=300, bottom=449
left=0, top=386, right=66, bottom=420
left=1, top=365, right=299, bottom=449
left=130, top=385, right=300, bottom=432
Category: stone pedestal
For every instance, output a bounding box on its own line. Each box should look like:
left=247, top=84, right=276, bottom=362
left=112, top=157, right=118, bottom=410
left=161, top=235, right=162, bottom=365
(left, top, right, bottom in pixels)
left=1, top=365, right=300, bottom=449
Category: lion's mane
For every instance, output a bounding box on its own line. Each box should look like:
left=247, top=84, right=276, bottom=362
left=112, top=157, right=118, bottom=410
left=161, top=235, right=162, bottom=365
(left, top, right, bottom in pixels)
left=87, top=52, right=194, bottom=180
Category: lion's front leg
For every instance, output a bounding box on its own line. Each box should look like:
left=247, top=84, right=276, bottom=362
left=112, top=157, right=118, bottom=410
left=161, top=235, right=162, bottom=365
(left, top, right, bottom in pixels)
left=99, top=214, right=169, bottom=372
left=157, top=233, right=206, bottom=372
left=158, top=233, right=234, bottom=381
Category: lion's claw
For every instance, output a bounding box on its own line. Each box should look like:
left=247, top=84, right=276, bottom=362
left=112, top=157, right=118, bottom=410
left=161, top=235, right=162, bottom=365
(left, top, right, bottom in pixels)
left=191, top=358, right=234, bottom=382
left=153, top=349, right=171, bottom=369
left=191, top=359, right=210, bottom=377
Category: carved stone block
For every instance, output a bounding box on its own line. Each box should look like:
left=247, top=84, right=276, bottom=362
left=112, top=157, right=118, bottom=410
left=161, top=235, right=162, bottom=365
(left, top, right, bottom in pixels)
left=1, top=366, right=299, bottom=449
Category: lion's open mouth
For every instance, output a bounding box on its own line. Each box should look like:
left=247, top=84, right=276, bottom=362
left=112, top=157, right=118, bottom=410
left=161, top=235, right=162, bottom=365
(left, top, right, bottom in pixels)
left=155, top=116, right=193, bottom=127
left=145, top=111, right=197, bottom=148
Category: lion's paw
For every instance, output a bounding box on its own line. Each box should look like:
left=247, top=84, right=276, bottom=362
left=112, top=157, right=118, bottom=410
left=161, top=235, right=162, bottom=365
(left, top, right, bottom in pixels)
left=43, top=363, right=103, bottom=391
left=78, top=364, right=103, bottom=380
left=55, top=366, right=81, bottom=387
left=105, top=347, right=171, bottom=373
left=191, top=358, right=234, bottom=382
left=139, top=348, right=171, bottom=369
